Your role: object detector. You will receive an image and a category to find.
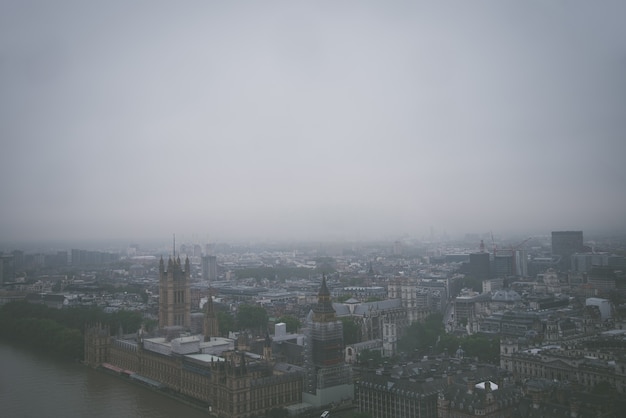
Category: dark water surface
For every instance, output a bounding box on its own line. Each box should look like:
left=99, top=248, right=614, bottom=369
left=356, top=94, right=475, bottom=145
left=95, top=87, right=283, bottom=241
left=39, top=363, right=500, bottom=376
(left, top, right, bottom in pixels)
left=0, top=341, right=209, bottom=418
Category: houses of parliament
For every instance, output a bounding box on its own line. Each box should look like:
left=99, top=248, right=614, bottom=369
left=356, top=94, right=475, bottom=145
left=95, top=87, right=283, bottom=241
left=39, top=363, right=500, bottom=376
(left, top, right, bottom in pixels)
left=85, top=255, right=349, bottom=417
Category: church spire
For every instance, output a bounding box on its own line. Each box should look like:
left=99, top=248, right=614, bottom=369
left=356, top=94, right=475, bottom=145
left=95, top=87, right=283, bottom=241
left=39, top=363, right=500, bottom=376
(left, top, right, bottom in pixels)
left=319, top=274, right=330, bottom=297
left=312, top=275, right=336, bottom=323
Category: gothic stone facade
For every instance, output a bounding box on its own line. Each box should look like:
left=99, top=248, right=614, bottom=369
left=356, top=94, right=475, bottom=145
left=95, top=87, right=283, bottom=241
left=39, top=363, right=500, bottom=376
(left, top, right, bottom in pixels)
left=85, top=326, right=303, bottom=418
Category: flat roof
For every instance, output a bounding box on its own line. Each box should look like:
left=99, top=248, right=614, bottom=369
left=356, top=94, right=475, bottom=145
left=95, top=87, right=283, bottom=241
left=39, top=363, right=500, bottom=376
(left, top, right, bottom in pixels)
left=186, top=353, right=224, bottom=363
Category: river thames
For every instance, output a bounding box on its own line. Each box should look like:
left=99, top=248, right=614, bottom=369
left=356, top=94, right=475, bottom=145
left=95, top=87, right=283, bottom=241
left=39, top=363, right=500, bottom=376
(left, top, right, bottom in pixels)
left=0, top=341, right=210, bottom=418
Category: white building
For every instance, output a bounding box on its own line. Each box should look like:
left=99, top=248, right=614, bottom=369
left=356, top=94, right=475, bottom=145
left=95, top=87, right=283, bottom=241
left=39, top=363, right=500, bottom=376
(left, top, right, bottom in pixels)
left=586, top=297, right=611, bottom=321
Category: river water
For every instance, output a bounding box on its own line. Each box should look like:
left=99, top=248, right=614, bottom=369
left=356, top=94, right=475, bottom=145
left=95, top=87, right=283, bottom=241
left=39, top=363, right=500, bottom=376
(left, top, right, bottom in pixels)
left=0, top=342, right=210, bottom=418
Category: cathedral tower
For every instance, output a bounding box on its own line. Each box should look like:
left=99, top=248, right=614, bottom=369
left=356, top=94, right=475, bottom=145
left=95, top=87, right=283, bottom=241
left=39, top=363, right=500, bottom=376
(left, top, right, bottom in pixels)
left=84, top=323, right=110, bottom=367
left=203, top=293, right=219, bottom=341
left=303, top=275, right=354, bottom=408
left=159, top=255, right=191, bottom=328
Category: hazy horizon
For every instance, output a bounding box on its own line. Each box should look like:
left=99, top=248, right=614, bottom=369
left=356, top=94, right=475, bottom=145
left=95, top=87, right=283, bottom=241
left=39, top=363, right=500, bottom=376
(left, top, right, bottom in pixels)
left=2, top=1, right=625, bottom=244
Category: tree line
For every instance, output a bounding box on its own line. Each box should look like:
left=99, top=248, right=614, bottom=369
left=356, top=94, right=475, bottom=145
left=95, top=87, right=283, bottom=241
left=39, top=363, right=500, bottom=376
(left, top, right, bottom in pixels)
left=216, top=304, right=303, bottom=337
left=397, top=313, right=500, bottom=364
left=0, top=300, right=145, bottom=360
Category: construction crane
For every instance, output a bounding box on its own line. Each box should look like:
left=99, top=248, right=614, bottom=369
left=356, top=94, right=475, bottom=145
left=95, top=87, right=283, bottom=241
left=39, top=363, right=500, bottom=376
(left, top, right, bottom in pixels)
left=514, top=237, right=532, bottom=249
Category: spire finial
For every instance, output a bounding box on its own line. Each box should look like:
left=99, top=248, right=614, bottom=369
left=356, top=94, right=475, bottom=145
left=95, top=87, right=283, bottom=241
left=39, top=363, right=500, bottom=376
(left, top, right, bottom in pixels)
left=173, top=233, right=176, bottom=258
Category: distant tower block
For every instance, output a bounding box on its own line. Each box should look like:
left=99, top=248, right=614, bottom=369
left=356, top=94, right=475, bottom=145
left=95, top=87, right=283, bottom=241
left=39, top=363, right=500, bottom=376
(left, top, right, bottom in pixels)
left=469, top=252, right=491, bottom=279
left=552, top=231, right=584, bottom=271
left=159, top=255, right=191, bottom=328
left=202, top=255, right=217, bottom=281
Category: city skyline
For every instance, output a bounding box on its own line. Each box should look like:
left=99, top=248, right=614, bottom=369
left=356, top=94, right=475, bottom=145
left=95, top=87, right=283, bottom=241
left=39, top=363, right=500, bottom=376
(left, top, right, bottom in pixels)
left=2, top=1, right=625, bottom=244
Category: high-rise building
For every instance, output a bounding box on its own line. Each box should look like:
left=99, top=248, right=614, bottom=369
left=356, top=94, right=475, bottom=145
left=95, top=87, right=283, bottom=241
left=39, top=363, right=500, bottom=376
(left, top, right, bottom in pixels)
left=492, top=254, right=513, bottom=278
left=0, top=254, right=15, bottom=285
left=158, top=256, right=191, bottom=328
left=201, top=255, right=217, bottom=281
left=70, top=249, right=119, bottom=266
left=11, top=250, right=24, bottom=275
left=552, top=231, right=584, bottom=271
left=303, top=276, right=353, bottom=408
left=572, top=252, right=609, bottom=273
left=513, top=249, right=528, bottom=277
left=469, top=251, right=491, bottom=279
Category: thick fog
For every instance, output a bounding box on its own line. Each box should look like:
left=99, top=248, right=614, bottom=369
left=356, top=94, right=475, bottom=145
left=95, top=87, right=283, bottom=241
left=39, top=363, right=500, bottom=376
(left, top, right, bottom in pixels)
left=1, top=1, right=625, bottom=244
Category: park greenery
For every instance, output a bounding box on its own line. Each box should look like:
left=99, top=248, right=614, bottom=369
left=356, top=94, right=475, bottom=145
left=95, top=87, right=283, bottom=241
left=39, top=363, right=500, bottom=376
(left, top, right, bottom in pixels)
left=397, top=313, right=500, bottom=364
left=237, top=304, right=269, bottom=333
left=0, top=300, right=145, bottom=360
left=235, top=264, right=335, bottom=283
left=214, top=307, right=303, bottom=338
left=1, top=299, right=499, bottom=369
left=336, top=294, right=352, bottom=303
left=341, top=317, right=360, bottom=345
left=277, top=315, right=300, bottom=333
left=217, top=310, right=235, bottom=336
left=357, top=348, right=383, bottom=366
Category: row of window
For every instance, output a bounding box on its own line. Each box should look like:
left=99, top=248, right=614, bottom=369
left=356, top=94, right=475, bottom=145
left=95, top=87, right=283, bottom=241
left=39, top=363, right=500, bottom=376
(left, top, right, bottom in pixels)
left=513, top=360, right=626, bottom=392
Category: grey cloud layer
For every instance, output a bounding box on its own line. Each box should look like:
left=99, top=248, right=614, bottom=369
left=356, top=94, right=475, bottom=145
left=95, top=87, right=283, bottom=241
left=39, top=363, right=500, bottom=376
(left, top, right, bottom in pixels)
left=1, top=1, right=625, bottom=243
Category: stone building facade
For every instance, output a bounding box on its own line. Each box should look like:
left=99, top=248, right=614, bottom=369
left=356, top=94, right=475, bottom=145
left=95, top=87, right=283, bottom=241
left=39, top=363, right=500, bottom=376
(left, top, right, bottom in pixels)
left=159, top=256, right=191, bottom=328
left=303, top=276, right=354, bottom=408
left=85, top=326, right=303, bottom=418
left=356, top=360, right=518, bottom=418
left=501, top=338, right=626, bottom=394
left=87, top=244, right=305, bottom=418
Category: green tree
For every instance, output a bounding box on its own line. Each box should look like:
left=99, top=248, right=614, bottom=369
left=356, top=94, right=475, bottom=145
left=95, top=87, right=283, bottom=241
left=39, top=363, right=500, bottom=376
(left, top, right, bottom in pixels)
left=217, top=311, right=235, bottom=336
left=461, top=334, right=500, bottom=364
left=0, top=303, right=85, bottom=359
left=439, top=333, right=461, bottom=356
left=110, top=310, right=142, bottom=334
left=143, top=318, right=158, bottom=333
left=277, top=315, right=300, bottom=333
left=397, top=313, right=444, bottom=355
left=341, top=317, right=360, bottom=345
left=57, top=328, right=84, bottom=359
left=395, top=312, right=501, bottom=364
left=237, top=304, right=268, bottom=333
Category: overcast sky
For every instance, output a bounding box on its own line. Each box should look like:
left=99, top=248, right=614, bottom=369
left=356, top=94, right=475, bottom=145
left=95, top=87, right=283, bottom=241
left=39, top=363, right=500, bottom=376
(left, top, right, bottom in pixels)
left=1, top=1, right=625, bottom=245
